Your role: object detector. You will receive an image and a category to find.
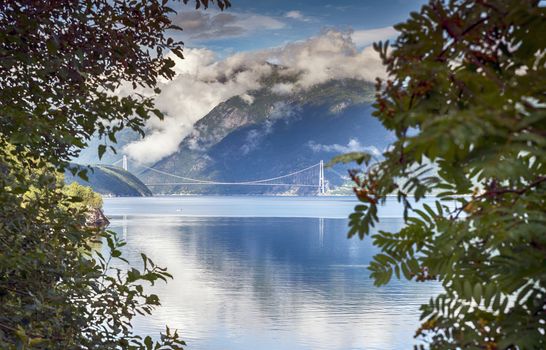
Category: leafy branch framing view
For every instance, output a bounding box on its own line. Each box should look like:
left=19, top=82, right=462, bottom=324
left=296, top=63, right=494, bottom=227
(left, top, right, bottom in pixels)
left=345, top=1, right=545, bottom=348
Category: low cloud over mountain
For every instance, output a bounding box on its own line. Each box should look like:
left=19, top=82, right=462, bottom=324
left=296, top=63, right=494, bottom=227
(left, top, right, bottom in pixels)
left=122, top=29, right=389, bottom=164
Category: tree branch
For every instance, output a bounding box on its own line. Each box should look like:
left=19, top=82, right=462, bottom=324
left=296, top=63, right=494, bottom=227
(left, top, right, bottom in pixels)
left=483, top=176, right=546, bottom=198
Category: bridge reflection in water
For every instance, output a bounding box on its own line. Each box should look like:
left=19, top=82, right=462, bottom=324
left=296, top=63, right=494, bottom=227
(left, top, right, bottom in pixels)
left=104, top=199, right=442, bottom=350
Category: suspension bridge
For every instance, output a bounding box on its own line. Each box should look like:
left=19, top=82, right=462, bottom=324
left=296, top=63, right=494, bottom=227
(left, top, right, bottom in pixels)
left=111, top=155, right=332, bottom=194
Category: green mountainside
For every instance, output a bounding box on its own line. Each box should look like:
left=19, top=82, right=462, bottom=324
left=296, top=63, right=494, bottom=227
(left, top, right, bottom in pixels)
left=65, top=165, right=152, bottom=197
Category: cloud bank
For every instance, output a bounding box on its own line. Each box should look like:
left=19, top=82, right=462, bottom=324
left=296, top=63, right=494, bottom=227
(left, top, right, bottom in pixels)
left=123, top=29, right=389, bottom=164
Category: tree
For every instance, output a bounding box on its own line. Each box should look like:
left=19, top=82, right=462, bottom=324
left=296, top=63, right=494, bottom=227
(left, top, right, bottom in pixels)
left=63, top=182, right=103, bottom=210
left=0, top=1, right=230, bottom=349
left=344, top=0, right=545, bottom=348
left=1, top=144, right=186, bottom=349
left=0, top=0, right=230, bottom=170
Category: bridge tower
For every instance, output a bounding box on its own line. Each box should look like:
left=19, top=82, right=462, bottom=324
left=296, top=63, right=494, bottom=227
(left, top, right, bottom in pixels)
left=122, top=155, right=128, bottom=171
left=318, top=160, right=325, bottom=195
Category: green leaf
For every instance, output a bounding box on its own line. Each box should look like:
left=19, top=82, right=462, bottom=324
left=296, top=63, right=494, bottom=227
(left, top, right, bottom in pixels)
left=473, top=283, right=482, bottom=304
left=98, top=144, right=107, bottom=160
left=152, top=109, right=163, bottom=120
left=484, top=284, right=495, bottom=308
left=401, top=262, right=412, bottom=280
left=77, top=169, right=89, bottom=182
left=327, top=152, right=371, bottom=167
left=144, top=336, right=153, bottom=349
left=463, top=280, right=473, bottom=300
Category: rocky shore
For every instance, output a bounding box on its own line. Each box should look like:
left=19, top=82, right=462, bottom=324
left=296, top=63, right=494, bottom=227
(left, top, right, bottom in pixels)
left=85, top=208, right=110, bottom=228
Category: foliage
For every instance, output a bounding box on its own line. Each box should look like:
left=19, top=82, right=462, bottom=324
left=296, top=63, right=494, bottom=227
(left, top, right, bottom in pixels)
left=328, top=152, right=371, bottom=167
left=63, top=182, right=104, bottom=211
left=0, top=0, right=230, bottom=349
left=347, top=1, right=545, bottom=349
left=1, top=145, right=184, bottom=349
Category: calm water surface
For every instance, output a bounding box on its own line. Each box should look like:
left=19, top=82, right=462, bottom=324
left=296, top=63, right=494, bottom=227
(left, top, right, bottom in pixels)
left=104, top=196, right=441, bottom=350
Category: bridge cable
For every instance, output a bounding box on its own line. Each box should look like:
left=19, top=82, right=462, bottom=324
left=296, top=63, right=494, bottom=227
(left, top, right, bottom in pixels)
left=140, top=163, right=321, bottom=185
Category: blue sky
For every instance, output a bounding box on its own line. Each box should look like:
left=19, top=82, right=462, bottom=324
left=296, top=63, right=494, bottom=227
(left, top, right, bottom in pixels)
left=173, top=0, right=427, bottom=54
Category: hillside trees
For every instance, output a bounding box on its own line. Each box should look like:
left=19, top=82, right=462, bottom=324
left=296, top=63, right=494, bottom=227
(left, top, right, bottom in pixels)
left=346, top=0, right=545, bottom=348
left=63, top=182, right=103, bottom=210
left=0, top=0, right=230, bottom=348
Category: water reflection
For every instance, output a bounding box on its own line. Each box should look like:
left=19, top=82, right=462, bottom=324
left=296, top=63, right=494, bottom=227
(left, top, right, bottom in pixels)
left=107, top=214, right=441, bottom=350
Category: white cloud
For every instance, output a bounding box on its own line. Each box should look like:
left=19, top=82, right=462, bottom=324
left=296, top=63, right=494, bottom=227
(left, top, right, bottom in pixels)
left=122, top=29, right=387, bottom=164
left=308, top=139, right=382, bottom=156
left=172, top=10, right=285, bottom=40
left=268, top=30, right=386, bottom=88
left=271, top=82, right=295, bottom=95
left=285, top=10, right=303, bottom=19
left=351, top=26, right=398, bottom=47
left=240, top=93, right=255, bottom=105
left=284, top=10, right=311, bottom=22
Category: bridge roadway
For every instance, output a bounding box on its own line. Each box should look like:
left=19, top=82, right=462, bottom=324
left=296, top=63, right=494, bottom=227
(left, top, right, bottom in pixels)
left=112, top=158, right=328, bottom=193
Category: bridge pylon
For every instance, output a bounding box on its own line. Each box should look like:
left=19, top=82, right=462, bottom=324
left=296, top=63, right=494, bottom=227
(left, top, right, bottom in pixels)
left=122, top=155, right=128, bottom=171
left=319, top=160, right=325, bottom=195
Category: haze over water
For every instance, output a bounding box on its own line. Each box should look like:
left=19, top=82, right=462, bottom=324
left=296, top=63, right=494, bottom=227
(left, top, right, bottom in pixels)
left=104, top=196, right=442, bottom=350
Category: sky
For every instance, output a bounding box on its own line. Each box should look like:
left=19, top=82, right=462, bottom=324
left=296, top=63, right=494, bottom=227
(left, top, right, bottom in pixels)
left=172, top=0, right=427, bottom=54
left=122, top=0, right=427, bottom=163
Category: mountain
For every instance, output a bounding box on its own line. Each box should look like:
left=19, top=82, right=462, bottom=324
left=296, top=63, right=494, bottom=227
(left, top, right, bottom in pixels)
left=65, top=165, right=152, bottom=197
left=139, top=78, right=391, bottom=195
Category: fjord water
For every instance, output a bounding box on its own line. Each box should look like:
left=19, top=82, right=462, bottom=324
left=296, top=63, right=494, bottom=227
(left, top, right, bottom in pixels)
left=104, top=196, right=441, bottom=350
